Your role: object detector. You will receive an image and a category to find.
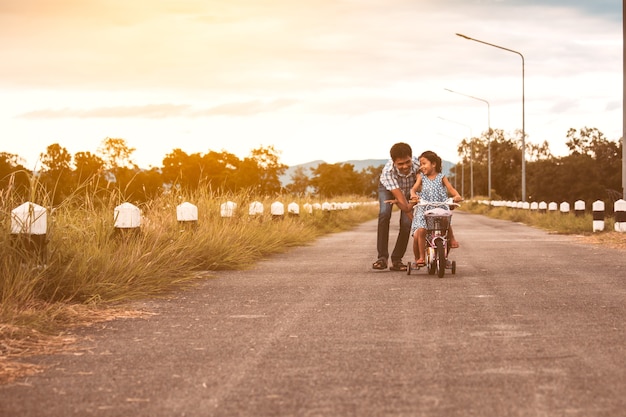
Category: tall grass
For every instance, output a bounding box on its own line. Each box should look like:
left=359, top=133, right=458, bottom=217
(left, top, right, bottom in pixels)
left=461, top=200, right=618, bottom=234
left=1, top=178, right=377, bottom=335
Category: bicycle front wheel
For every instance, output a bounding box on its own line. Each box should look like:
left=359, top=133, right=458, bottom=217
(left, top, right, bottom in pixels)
left=436, top=239, right=446, bottom=278
left=427, top=246, right=436, bottom=275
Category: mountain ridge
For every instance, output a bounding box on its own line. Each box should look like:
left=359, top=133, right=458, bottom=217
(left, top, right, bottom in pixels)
left=280, top=158, right=454, bottom=186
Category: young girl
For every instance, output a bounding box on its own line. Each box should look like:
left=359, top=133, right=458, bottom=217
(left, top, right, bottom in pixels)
left=410, top=150, right=463, bottom=266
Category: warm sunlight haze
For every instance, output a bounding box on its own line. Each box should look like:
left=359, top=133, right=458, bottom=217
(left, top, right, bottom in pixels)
left=0, top=0, right=622, bottom=169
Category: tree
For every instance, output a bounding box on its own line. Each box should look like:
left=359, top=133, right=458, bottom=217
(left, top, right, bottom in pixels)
left=360, top=165, right=384, bottom=197
left=74, top=151, right=105, bottom=185
left=162, top=149, right=205, bottom=191
left=39, top=143, right=73, bottom=204
left=0, top=152, right=30, bottom=200
left=286, top=166, right=311, bottom=196
left=246, top=146, right=287, bottom=195
left=526, top=140, right=552, bottom=162
left=531, top=127, right=623, bottom=203
left=126, top=167, right=164, bottom=203
left=95, top=137, right=146, bottom=201
left=203, top=150, right=240, bottom=192
left=309, top=163, right=363, bottom=197
left=40, top=143, right=72, bottom=173
left=234, top=156, right=263, bottom=193
left=476, top=129, right=523, bottom=200
left=565, top=127, right=605, bottom=156
left=98, top=137, right=137, bottom=171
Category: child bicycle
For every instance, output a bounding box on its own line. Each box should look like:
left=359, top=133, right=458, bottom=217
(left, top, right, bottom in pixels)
left=407, top=198, right=460, bottom=278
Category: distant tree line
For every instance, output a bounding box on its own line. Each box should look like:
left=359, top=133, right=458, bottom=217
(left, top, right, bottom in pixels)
left=0, top=138, right=381, bottom=205
left=453, top=126, right=623, bottom=205
left=0, top=127, right=622, bottom=206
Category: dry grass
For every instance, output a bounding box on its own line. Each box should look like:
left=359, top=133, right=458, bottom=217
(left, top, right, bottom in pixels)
left=0, top=186, right=378, bottom=384
left=461, top=201, right=626, bottom=252
left=0, top=303, right=154, bottom=384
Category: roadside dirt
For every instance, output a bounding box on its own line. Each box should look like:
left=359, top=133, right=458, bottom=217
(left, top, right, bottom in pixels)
left=576, top=231, right=626, bottom=250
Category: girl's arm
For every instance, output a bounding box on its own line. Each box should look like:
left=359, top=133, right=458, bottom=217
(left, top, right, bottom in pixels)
left=410, top=174, right=422, bottom=202
left=442, top=176, right=463, bottom=202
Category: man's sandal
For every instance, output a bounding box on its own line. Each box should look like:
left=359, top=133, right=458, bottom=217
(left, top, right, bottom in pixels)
left=372, top=259, right=387, bottom=270
left=390, top=261, right=407, bottom=271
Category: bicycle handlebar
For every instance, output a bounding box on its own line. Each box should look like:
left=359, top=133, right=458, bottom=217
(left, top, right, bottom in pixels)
left=414, top=198, right=461, bottom=208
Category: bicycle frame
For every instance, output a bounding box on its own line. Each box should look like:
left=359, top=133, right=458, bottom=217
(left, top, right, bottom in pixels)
left=416, top=199, right=458, bottom=277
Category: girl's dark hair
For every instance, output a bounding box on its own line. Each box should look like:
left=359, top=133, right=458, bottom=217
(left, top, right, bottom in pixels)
left=419, top=150, right=442, bottom=173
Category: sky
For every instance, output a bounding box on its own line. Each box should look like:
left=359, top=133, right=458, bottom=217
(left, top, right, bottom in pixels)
left=0, top=0, right=622, bottom=170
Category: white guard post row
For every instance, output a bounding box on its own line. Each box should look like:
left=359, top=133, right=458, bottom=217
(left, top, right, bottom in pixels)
left=8, top=200, right=378, bottom=263
left=478, top=199, right=626, bottom=233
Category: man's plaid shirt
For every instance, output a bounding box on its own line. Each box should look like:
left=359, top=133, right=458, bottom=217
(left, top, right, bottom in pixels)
left=380, top=156, right=420, bottom=194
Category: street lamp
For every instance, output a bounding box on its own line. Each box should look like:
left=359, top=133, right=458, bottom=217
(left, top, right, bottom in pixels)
left=438, top=116, right=473, bottom=200
left=444, top=88, right=491, bottom=199
left=456, top=33, right=526, bottom=201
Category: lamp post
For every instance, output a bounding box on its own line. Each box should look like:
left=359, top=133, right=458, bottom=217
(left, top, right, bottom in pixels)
left=444, top=88, right=491, bottom=199
left=456, top=33, right=526, bottom=201
left=438, top=116, right=473, bottom=200
left=623, top=0, right=626, bottom=199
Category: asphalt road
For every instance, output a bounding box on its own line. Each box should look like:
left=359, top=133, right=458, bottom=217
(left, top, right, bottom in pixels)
left=1, top=211, right=625, bottom=417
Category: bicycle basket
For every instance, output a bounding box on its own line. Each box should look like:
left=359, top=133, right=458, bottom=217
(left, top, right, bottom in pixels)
left=424, top=208, right=451, bottom=231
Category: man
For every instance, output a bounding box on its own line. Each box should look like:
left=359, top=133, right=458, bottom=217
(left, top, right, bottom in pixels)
left=373, top=142, right=419, bottom=271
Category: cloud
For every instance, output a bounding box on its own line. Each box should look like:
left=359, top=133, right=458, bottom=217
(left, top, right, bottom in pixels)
left=506, top=0, right=620, bottom=20
left=16, top=99, right=298, bottom=119
left=192, top=99, right=297, bottom=116
left=18, top=104, right=190, bottom=119
left=604, top=100, right=621, bottom=112
left=0, top=0, right=619, bottom=95
left=299, top=97, right=431, bottom=116
left=548, top=99, right=579, bottom=114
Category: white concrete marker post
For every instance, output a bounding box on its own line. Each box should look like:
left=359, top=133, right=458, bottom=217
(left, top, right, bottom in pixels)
left=10, top=202, right=48, bottom=264
left=271, top=201, right=285, bottom=220
left=288, top=202, right=300, bottom=217
left=177, top=202, right=198, bottom=230
left=114, top=202, right=141, bottom=238
left=592, top=200, right=605, bottom=232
